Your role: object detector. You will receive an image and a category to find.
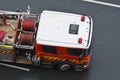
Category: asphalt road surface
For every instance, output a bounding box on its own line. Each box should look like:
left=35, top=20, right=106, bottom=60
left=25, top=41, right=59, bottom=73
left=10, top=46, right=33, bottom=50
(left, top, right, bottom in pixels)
left=0, top=0, right=120, bottom=80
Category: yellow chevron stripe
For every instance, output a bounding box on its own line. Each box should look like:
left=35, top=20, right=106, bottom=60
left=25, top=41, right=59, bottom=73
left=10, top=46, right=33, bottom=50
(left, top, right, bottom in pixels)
left=0, top=50, right=3, bottom=53
left=48, top=57, right=53, bottom=60
left=52, top=57, right=58, bottom=60
left=1, top=51, right=6, bottom=54
left=6, top=51, right=9, bottom=54
left=42, top=56, right=87, bottom=64
left=6, top=51, right=14, bottom=54
left=75, top=60, right=87, bottom=64
left=81, top=60, right=87, bottom=64
left=69, top=59, right=72, bottom=62
left=72, top=59, right=77, bottom=63
left=61, top=59, right=66, bottom=61
left=42, top=56, right=66, bottom=61
left=75, top=61, right=80, bottom=64
left=0, top=50, right=14, bottom=54
left=10, top=51, right=14, bottom=54
left=57, top=58, right=62, bottom=60
left=43, top=56, right=49, bottom=59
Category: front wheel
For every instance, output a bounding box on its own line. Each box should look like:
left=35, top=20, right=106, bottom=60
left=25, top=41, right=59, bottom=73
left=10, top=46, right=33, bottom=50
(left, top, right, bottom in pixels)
left=57, top=63, right=71, bottom=71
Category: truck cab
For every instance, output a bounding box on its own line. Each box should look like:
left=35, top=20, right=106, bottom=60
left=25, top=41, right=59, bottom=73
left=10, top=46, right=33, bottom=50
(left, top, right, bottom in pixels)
left=35, top=10, right=93, bottom=71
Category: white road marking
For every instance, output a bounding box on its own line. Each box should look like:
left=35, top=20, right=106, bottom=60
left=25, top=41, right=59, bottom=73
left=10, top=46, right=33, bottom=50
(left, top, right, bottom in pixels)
left=82, top=0, right=120, bottom=8
left=0, top=62, right=30, bottom=71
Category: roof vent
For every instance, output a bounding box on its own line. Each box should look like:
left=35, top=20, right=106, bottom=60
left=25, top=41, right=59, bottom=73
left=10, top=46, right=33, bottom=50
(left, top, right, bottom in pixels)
left=69, top=24, right=79, bottom=35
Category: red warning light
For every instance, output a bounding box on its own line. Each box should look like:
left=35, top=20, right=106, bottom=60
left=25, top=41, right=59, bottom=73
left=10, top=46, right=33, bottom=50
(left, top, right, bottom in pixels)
left=81, top=15, right=85, bottom=21
left=78, top=38, right=83, bottom=43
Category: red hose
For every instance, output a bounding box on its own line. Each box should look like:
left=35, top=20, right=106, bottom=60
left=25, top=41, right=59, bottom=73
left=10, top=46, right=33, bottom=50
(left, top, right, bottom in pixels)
left=22, top=20, right=35, bottom=31
left=20, top=33, right=33, bottom=45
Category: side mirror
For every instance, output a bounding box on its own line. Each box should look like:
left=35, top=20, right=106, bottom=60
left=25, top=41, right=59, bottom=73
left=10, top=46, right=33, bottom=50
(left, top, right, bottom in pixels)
left=79, top=54, right=83, bottom=59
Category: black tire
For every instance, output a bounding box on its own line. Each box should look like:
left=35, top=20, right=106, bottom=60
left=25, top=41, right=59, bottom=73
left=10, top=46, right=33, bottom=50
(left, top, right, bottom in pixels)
left=57, top=63, right=71, bottom=71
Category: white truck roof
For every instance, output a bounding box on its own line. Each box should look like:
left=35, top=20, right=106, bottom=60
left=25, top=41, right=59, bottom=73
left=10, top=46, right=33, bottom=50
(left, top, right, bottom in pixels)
left=36, top=10, right=93, bottom=49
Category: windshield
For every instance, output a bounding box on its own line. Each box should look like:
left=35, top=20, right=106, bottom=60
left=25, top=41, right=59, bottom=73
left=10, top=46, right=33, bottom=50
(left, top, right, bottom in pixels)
left=68, top=48, right=82, bottom=56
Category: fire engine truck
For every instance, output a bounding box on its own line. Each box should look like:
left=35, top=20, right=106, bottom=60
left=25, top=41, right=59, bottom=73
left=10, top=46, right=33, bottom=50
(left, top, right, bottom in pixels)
left=0, top=7, right=93, bottom=71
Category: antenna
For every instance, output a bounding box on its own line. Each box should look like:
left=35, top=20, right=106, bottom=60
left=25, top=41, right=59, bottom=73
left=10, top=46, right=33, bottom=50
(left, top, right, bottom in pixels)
left=0, top=5, right=31, bottom=15
left=27, top=5, right=31, bottom=14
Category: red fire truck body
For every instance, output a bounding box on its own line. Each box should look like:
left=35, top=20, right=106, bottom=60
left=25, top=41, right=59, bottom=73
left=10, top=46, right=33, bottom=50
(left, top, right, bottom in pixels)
left=0, top=9, right=93, bottom=71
